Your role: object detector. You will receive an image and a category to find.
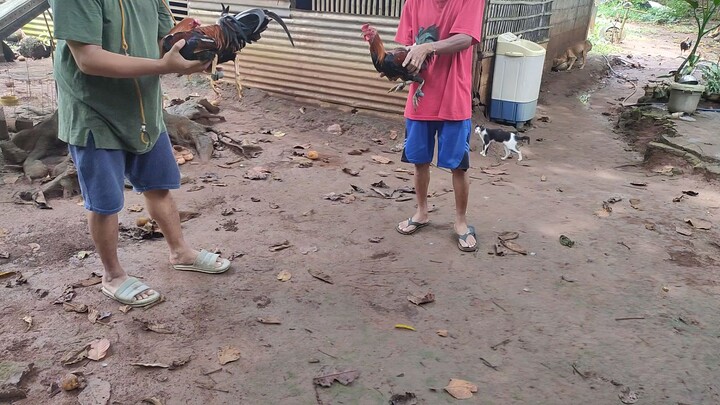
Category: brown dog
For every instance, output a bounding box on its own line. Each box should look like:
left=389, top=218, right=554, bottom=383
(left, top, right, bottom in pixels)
left=552, top=40, right=593, bottom=71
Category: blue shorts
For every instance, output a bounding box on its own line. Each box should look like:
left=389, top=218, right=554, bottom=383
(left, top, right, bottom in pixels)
left=69, top=132, right=181, bottom=215
left=400, top=119, right=472, bottom=170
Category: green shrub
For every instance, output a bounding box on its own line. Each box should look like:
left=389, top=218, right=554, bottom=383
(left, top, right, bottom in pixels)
left=701, top=62, right=720, bottom=94
left=598, top=0, right=691, bottom=24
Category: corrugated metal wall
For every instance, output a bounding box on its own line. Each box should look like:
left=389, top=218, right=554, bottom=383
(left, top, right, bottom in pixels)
left=191, top=1, right=407, bottom=114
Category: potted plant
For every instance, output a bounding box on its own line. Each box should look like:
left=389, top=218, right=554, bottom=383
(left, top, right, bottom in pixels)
left=700, top=61, right=720, bottom=101
left=667, top=0, right=720, bottom=113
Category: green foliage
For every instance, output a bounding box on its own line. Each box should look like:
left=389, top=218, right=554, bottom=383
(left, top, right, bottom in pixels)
left=588, top=17, right=624, bottom=55
left=701, top=62, right=720, bottom=94
left=674, top=0, right=720, bottom=81
left=598, top=0, right=692, bottom=24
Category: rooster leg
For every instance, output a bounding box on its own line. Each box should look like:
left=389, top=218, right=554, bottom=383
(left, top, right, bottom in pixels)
left=388, top=80, right=412, bottom=93
left=234, top=53, right=243, bottom=99
left=412, top=79, right=425, bottom=110
left=209, top=55, right=220, bottom=96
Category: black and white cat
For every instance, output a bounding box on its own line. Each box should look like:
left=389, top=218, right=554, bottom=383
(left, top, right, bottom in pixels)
left=475, top=125, right=531, bottom=161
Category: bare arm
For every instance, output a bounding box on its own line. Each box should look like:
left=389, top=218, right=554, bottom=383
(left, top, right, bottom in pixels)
left=67, top=39, right=208, bottom=78
left=403, top=34, right=474, bottom=75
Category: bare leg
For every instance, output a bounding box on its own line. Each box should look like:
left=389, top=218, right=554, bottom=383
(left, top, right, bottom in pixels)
left=234, top=53, right=243, bottom=99
left=210, top=55, right=220, bottom=96
left=90, top=212, right=155, bottom=301
left=452, top=169, right=476, bottom=249
left=144, top=189, right=226, bottom=269
left=397, top=163, right=431, bottom=232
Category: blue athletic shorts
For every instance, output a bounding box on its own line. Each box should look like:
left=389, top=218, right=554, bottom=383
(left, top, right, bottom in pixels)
left=400, top=119, right=472, bottom=170
left=68, top=132, right=181, bottom=215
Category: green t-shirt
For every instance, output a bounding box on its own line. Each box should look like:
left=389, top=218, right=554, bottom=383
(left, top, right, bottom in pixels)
left=50, top=0, right=174, bottom=153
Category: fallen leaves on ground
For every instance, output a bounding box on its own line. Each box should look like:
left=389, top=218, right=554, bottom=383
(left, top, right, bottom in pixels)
left=394, top=324, right=416, bottom=331
left=72, top=272, right=102, bottom=288
left=437, top=330, right=449, bottom=337
left=276, top=270, right=292, bottom=282
left=481, top=168, right=508, bottom=176
left=368, top=237, right=384, bottom=243
left=389, top=392, right=417, bottom=405
left=630, top=181, right=647, bottom=187
left=87, top=339, right=110, bottom=361
left=444, top=378, right=478, bottom=400
left=372, top=155, right=393, bottom=164
left=218, top=346, right=241, bottom=365
left=312, top=366, right=360, bottom=387
left=389, top=130, right=399, bottom=140
left=619, top=387, right=639, bottom=404
left=342, top=168, right=360, bottom=176
left=629, top=199, right=641, bottom=209
left=131, top=357, right=190, bottom=370
left=54, top=285, right=76, bottom=304
left=21, top=315, right=32, bottom=332
left=136, top=318, right=173, bottom=334
left=371, top=180, right=388, bottom=188
left=178, top=211, right=200, bottom=223
left=0, top=270, right=17, bottom=279
left=61, top=343, right=90, bottom=365
left=347, top=148, right=369, bottom=155
left=128, top=204, right=144, bottom=212
left=673, top=195, right=685, bottom=202
left=256, top=317, right=281, bottom=325
left=682, top=190, right=699, bottom=196
left=676, top=226, right=693, bottom=236
left=269, top=240, right=292, bottom=252
left=500, top=239, right=528, bottom=255
left=308, top=269, right=333, bottom=284
left=685, top=218, right=712, bottom=230
left=323, top=192, right=356, bottom=204
left=77, top=251, right=91, bottom=259
left=244, top=167, right=271, bottom=180
left=407, top=291, right=435, bottom=306
left=63, top=302, right=88, bottom=313
left=140, top=397, right=163, bottom=405
left=497, top=231, right=519, bottom=241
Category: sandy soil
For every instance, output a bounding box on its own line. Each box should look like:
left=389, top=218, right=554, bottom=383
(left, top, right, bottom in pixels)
left=1, top=22, right=720, bottom=405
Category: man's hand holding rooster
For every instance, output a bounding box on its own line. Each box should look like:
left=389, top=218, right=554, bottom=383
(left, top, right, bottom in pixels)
left=402, top=43, right=434, bottom=75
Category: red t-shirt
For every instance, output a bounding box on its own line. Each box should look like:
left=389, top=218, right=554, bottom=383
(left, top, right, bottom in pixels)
left=395, top=0, right=483, bottom=121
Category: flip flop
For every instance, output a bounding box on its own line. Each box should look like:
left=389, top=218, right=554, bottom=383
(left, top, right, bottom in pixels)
left=396, top=217, right=430, bottom=235
left=101, top=277, right=161, bottom=307
left=457, top=225, right=478, bottom=252
left=172, top=249, right=231, bottom=274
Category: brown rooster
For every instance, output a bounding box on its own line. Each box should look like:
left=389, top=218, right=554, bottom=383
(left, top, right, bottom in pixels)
left=361, top=23, right=438, bottom=108
left=680, top=37, right=693, bottom=55
left=162, top=6, right=294, bottom=97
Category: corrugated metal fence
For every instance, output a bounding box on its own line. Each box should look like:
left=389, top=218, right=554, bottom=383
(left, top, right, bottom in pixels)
left=192, top=1, right=407, bottom=114
left=311, top=0, right=404, bottom=18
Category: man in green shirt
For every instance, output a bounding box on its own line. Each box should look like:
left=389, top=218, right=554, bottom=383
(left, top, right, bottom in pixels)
left=52, top=0, right=231, bottom=307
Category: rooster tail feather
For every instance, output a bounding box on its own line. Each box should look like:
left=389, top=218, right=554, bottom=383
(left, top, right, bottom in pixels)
left=264, top=10, right=295, bottom=47
left=415, top=25, right=439, bottom=44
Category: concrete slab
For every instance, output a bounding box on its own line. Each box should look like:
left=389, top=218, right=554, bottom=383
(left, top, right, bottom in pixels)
left=664, top=111, right=720, bottom=164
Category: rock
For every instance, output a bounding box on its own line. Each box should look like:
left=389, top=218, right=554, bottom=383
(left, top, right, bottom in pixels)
left=78, top=378, right=111, bottom=405
left=327, top=124, right=342, bottom=134
left=17, top=37, right=51, bottom=59
left=23, top=159, right=49, bottom=179
left=0, top=361, right=32, bottom=401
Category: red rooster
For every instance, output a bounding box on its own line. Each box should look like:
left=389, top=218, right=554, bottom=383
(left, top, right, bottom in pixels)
left=162, top=6, right=294, bottom=97
left=361, top=23, right=438, bottom=108
left=680, top=37, right=693, bottom=56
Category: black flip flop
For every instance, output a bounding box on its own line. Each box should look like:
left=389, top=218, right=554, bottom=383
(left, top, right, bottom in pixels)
left=457, top=225, right=478, bottom=252
left=396, top=217, right=430, bottom=235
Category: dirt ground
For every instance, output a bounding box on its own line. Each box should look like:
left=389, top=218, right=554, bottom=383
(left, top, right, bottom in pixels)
left=2, top=22, right=720, bottom=405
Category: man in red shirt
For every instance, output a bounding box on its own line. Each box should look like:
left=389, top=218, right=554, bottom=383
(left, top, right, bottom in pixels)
left=394, top=0, right=483, bottom=252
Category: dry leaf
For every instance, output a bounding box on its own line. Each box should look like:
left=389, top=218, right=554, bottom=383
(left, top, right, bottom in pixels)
left=629, top=199, right=641, bottom=209
left=218, top=346, right=241, bottom=365
left=22, top=315, right=32, bottom=332
left=685, top=218, right=712, bottom=230
left=407, top=291, right=435, bottom=306
left=540, top=175, right=547, bottom=182
left=72, top=273, right=102, bottom=288
left=389, top=130, right=399, bottom=140
left=272, top=130, right=286, bottom=138
left=256, top=317, right=281, bottom=325
left=500, top=240, right=527, bottom=255
left=244, top=167, right=271, bottom=180
left=118, top=305, right=132, bottom=314
left=0, top=270, right=17, bottom=279
left=645, top=223, right=656, bottom=231
left=63, top=302, right=89, bottom=313
left=481, top=168, right=508, bottom=176
left=87, top=338, right=110, bottom=361
left=88, top=308, right=100, bottom=324
left=372, top=155, right=392, bottom=164
left=394, top=324, right=416, bottom=331
left=368, top=237, right=384, bottom=243
left=128, top=204, right=144, bottom=212
left=497, top=231, right=519, bottom=241
left=682, top=190, right=699, bottom=196
left=141, top=397, right=163, bottom=405
left=676, top=226, right=693, bottom=236
left=437, top=329, right=449, bottom=337
left=444, top=378, right=478, bottom=400
left=630, top=182, right=647, bottom=187
left=673, top=195, right=685, bottom=202
left=269, top=240, right=292, bottom=252
left=136, top=319, right=173, bottom=334
left=342, top=168, right=360, bottom=176
left=276, top=270, right=292, bottom=282
left=308, top=269, right=333, bottom=284
left=61, top=345, right=90, bottom=365
left=179, top=211, right=200, bottom=223
left=312, top=366, right=360, bottom=387
left=77, top=251, right=91, bottom=259
left=131, top=357, right=189, bottom=370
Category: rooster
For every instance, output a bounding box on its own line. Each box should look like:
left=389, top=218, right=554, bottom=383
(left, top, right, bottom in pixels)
left=680, top=37, right=693, bottom=55
left=361, top=23, right=438, bottom=109
left=162, top=5, right=294, bottom=98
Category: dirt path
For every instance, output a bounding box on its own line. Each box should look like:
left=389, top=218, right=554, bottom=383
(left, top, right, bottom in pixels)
left=1, top=23, right=720, bottom=405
